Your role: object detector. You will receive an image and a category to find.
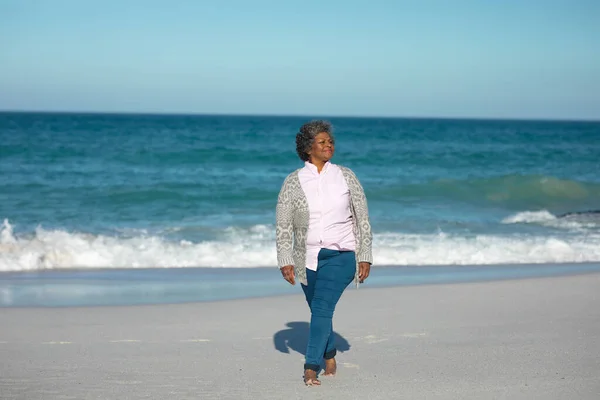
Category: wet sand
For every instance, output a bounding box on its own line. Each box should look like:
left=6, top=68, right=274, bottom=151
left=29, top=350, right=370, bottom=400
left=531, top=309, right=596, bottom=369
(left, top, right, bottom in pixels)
left=1, top=272, right=599, bottom=399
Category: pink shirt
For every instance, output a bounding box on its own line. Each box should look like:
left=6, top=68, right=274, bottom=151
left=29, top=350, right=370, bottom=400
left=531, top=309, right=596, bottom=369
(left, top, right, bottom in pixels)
left=298, top=161, right=356, bottom=271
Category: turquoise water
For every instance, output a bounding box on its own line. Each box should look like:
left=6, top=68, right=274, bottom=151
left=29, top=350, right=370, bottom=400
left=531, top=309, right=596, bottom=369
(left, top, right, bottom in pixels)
left=1, top=112, right=599, bottom=306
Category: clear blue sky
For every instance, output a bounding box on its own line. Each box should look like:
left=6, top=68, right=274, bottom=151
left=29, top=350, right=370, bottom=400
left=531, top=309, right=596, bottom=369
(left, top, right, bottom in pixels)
left=1, top=0, right=599, bottom=120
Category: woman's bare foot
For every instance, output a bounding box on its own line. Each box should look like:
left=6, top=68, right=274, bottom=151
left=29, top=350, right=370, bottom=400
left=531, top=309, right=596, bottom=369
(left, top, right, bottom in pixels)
left=323, top=358, right=337, bottom=376
left=304, top=369, right=321, bottom=386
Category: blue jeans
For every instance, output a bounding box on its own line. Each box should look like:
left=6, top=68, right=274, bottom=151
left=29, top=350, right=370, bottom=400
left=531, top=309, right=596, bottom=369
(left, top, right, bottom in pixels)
left=301, top=248, right=356, bottom=372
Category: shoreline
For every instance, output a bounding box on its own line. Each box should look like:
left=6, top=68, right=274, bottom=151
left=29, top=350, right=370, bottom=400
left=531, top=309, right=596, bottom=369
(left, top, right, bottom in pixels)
left=2, top=262, right=600, bottom=308
left=3, top=268, right=600, bottom=312
left=2, top=272, right=599, bottom=399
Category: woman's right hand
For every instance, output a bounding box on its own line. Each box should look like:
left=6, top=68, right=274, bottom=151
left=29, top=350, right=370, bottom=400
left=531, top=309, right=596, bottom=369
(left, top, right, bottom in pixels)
left=280, top=265, right=295, bottom=285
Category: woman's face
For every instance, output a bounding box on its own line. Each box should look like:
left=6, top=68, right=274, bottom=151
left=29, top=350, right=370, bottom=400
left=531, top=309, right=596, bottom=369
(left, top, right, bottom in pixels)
left=308, top=132, right=335, bottom=164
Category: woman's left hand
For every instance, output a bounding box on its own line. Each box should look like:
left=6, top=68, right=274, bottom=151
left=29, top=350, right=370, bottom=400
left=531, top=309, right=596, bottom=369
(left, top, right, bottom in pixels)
left=358, top=262, right=371, bottom=283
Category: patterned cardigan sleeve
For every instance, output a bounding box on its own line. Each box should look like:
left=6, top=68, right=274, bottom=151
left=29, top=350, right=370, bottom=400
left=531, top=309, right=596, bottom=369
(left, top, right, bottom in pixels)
left=344, top=168, right=373, bottom=265
left=275, top=174, right=295, bottom=268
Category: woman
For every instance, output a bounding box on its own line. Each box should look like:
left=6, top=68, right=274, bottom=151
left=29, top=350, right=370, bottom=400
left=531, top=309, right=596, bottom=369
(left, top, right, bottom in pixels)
left=275, top=120, right=373, bottom=386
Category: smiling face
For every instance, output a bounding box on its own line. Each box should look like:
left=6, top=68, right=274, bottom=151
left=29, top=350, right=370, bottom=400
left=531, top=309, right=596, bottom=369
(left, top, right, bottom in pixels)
left=308, top=132, right=335, bottom=165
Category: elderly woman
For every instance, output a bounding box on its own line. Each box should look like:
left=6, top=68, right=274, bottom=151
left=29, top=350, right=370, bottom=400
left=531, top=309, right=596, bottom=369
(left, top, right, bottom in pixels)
left=276, top=120, right=373, bottom=386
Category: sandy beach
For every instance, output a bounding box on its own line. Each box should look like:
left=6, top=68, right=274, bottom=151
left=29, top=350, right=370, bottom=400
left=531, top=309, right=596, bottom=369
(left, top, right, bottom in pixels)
left=1, top=272, right=599, bottom=400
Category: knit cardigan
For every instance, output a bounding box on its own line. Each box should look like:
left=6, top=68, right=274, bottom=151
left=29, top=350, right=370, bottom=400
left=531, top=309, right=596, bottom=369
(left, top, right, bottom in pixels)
left=275, top=165, right=373, bottom=286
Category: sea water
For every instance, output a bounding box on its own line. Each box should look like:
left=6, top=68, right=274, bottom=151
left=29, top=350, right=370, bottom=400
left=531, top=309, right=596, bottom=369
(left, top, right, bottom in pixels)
left=1, top=112, right=599, bottom=306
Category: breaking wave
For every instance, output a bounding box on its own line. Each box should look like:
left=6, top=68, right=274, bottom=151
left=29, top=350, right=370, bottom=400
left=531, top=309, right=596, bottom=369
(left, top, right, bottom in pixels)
left=375, top=174, right=600, bottom=210
left=2, top=219, right=599, bottom=272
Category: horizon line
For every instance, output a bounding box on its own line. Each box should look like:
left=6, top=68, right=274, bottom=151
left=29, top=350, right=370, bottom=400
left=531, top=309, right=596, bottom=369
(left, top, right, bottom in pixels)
left=0, top=109, right=598, bottom=123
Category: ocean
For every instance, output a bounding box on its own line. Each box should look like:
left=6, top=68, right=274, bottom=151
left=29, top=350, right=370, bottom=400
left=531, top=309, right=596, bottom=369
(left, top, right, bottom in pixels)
left=1, top=112, right=599, bottom=306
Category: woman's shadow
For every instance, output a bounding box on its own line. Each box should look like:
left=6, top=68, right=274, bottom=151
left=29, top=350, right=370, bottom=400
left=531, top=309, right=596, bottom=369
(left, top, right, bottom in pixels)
left=273, top=321, right=351, bottom=357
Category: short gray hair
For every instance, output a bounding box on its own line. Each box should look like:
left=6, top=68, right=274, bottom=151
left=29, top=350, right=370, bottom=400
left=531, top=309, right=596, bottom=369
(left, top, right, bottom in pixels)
left=295, top=120, right=335, bottom=161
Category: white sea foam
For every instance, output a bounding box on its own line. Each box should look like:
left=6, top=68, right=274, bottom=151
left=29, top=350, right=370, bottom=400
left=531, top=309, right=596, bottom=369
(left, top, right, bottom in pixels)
left=502, top=210, right=557, bottom=224
left=0, top=220, right=276, bottom=272
left=502, top=210, right=599, bottom=230
left=2, top=219, right=600, bottom=272
left=372, top=231, right=600, bottom=265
